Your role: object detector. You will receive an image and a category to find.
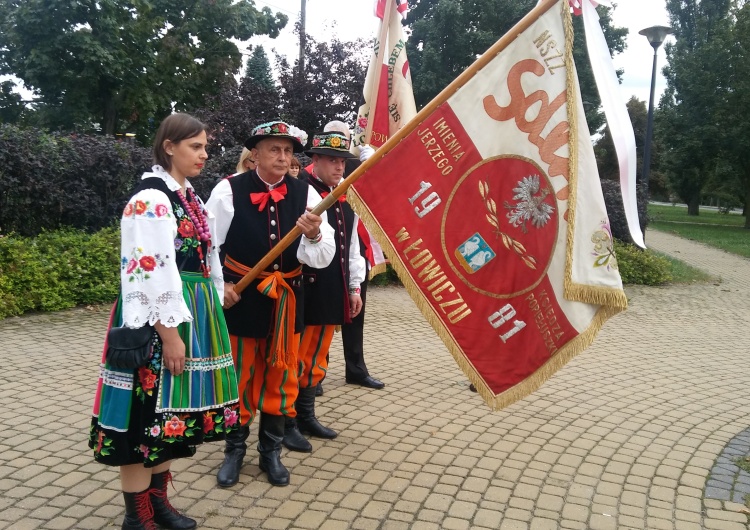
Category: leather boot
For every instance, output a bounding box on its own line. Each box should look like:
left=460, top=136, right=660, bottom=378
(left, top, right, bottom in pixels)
left=122, top=489, right=157, bottom=530
left=282, top=416, right=312, bottom=453
left=296, top=385, right=337, bottom=439
left=258, top=412, right=290, bottom=486
left=149, top=471, right=196, bottom=530
left=216, top=423, right=250, bottom=487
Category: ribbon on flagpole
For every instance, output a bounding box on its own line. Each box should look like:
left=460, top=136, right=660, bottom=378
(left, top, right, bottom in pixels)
left=580, top=0, right=644, bottom=248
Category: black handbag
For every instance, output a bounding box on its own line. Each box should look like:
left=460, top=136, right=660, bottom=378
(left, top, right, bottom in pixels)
left=106, top=324, right=155, bottom=369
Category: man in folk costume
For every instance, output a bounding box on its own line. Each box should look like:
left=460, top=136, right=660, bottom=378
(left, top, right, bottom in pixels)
left=324, top=122, right=384, bottom=391
left=206, top=121, right=335, bottom=487
left=285, top=131, right=367, bottom=447
left=302, top=121, right=385, bottom=396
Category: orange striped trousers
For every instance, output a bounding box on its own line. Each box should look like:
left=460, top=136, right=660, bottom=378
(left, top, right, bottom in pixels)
left=229, top=334, right=300, bottom=427
left=298, top=325, right=335, bottom=389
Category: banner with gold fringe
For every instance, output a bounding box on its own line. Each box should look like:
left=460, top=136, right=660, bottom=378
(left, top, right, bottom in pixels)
left=348, top=0, right=627, bottom=410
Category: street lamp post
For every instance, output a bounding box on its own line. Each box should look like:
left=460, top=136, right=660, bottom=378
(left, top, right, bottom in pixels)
left=639, top=25, right=673, bottom=192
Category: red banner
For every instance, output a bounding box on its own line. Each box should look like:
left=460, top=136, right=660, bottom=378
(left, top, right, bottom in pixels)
left=349, top=0, right=627, bottom=410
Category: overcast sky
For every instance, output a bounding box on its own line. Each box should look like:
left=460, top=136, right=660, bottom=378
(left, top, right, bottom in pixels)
left=251, top=0, right=673, bottom=106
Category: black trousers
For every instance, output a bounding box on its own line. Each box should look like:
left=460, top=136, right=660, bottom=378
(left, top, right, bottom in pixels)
left=341, top=276, right=369, bottom=381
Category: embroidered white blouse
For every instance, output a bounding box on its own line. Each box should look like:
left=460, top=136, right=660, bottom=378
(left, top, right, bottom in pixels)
left=120, top=166, right=223, bottom=329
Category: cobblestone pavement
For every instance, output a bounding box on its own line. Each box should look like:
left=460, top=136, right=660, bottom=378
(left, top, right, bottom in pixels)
left=1, top=229, right=750, bottom=530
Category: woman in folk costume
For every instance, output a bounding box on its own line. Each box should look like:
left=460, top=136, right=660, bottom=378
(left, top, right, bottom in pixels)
left=89, top=113, right=240, bottom=530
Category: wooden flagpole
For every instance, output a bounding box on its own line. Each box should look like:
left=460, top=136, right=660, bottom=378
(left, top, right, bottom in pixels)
left=363, top=0, right=394, bottom=145
left=234, top=0, right=560, bottom=294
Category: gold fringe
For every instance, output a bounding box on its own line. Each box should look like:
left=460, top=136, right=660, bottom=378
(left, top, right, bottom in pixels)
left=369, top=262, right=388, bottom=280
left=560, top=2, right=626, bottom=308
left=562, top=0, right=580, bottom=300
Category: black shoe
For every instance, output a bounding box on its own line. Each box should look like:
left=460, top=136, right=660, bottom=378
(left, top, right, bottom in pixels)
left=282, top=416, right=312, bottom=453
left=345, top=375, right=385, bottom=390
left=149, top=471, right=196, bottom=529
left=216, top=424, right=250, bottom=488
left=315, top=382, right=324, bottom=396
left=258, top=413, right=290, bottom=486
left=296, top=386, right=338, bottom=439
left=122, top=489, right=157, bottom=530
left=469, top=384, right=477, bottom=393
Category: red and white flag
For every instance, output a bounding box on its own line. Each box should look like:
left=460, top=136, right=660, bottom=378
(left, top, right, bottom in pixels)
left=353, top=0, right=417, bottom=149
left=349, top=0, right=627, bottom=410
left=375, top=0, right=408, bottom=19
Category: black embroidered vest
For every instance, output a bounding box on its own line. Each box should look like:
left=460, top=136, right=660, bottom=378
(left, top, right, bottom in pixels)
left=220, top=172, right=309, bottom=338
left=300, top=171, right=356, bottom=325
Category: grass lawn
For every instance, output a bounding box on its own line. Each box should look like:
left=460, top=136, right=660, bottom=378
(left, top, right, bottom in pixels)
left=655, top=251, right=717, bottom=284
left=648, top=203, right=746, bottom=226
left=648, top=204, right=750, bottom=259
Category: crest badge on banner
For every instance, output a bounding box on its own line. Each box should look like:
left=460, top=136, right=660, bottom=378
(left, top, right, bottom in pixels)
left=348, top=0, right=628, bottom=410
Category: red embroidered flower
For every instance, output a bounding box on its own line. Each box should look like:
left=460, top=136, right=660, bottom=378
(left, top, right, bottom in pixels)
left=224, top=407, right=239, bottom=427
left=96, top=430, right=105, bottom=452
left=123, top=203, right=134, bottom=216
left=178, top=218, right=195, bottom=238
left=313, top=138, right=320, bottom=147
left=139, top=255, right=157, bottom=272
left=126, top=259, right=138, bottom=274
left=135, top=200, right=147, bottom=215
left=277, top=123, right=288, bottom=133
left=203, top=412, right=216, bottom=434
left=358, top=117, right=368, bottom=129
left=154, top=204, right=169, bottom=217
left=138, top=366, right=157, bottom=391
left=164, top=416, right=187, bottom=437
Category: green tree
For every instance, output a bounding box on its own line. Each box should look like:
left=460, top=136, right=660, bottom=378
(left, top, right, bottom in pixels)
left=276, top=32, right=368, bottom=137
left=405, top=0, right=628, bottom=134
left=0, top=81, right=24, bottom=123
left=720, top=1, right=750, bottom=225
left=196, top=45, right=283, bottom=156
left=659, top=0, right=732, bottom=215
left=0, top=0, right=287, bottom=136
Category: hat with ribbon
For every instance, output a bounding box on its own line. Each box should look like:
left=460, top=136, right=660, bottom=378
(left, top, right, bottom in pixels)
left=305, top=132, right=357, bottom=159
left=245, top=120, right=308, bottom=153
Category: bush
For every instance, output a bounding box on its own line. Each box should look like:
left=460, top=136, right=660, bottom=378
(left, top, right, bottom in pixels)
left=0, top=227, right=120, bottom=320
left=0, top=125, right=150, bottom=237
left=614, top=240, right=672, bottom=285
left=600, top=179, right=649, bottom=245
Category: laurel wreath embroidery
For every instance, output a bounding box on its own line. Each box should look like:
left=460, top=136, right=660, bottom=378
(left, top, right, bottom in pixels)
left=479, top=180, right=538, bottom=270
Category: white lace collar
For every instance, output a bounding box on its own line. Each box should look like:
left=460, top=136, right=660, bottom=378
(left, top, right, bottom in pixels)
left=142, top=165, right=195, bottom=192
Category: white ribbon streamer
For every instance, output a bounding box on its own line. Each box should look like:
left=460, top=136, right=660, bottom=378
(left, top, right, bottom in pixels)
left=581, top=0, right=645, bottom=247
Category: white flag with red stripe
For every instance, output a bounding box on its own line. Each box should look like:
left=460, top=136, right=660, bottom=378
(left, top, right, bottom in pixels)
left=354, top=0, right=417, bottom=149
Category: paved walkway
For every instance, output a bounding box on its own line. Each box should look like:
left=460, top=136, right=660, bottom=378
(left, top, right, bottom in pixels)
left=1, top=230, right=749, bottom=530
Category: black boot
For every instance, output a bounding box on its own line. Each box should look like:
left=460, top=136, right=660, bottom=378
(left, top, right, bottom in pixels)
left=282, top=416, right=312, bottom=453
left=315, top=382, right=324, bottom=396
left=258, top=412, right=290, bottom=486
left=149, top=471, right=196, bottom=530
left=216, top=423, right=250, bottom=487
left=122, top=489, right=156, bottom=530
left=296, top=385, right=337, bottom=439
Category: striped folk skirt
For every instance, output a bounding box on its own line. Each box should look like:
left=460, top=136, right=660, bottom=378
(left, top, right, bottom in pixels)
left=89, top=273, right=240, bottom=467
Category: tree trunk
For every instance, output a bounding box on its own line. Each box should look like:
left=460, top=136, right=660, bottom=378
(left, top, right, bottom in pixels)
left=103, top=93, right=117, bottom=136
left=687, top=194, right=700, bottom=216
left=745, top=182, right=750, bottom=229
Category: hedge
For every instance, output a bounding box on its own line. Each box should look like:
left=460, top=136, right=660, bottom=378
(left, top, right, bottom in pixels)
left=0, top=227, right=120, bottom=319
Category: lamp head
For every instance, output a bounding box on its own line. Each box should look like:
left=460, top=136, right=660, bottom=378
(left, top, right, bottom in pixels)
left=639, top=25, right=673, bottom=50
